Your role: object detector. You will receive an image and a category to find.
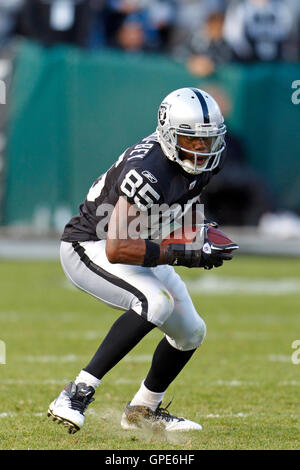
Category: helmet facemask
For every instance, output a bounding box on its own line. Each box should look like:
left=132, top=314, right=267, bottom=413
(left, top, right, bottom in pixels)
left=173, top=126, right=226, bottom=174
left=160, top=124, right=226, bottom=175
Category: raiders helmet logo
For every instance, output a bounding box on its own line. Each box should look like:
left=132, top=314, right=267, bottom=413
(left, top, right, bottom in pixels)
left=158, top=104, right=167, bottom=126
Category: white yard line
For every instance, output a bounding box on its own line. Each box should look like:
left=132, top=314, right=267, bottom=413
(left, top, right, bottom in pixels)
left=0, top=312, right=19, bottom=322
left=209, top=331, right=270, bottom=340
left=213, top=380, right=260, bottom=387
left=1, top=379, right=69, bottom=385
left=114, top=378, right=140, bottom=384
left=0, top=378, right=258, bottom=388
left=23, top=354, right=80, bottom=363
left=0, top=410, right=250, bottom=421
left=2, top=377, right=299, bottom=391
left=123, top=354, right=153, bottom=363
left=0, top=412, right=44, bottom=418
left=279, top=381, right=300, bottom=386
left=205, top=412, right=249, bottom=418
left=268, top=354, right=292, bottom=363
left=16, top=351, right=297, bottom=367
left=186, top=276, right=300, bottom=295
left=60, top=275, right=300, bottom=296
left=58, top=331, right=104, bottom=340
left=22, top=354, right=153, bottom=365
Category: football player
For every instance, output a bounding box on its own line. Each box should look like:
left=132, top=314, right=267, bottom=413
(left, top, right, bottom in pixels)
left=48, top=87, right=232, bottom=434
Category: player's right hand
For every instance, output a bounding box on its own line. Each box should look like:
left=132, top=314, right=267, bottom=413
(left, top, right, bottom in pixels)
left=199, top=245, right=232, bottom=270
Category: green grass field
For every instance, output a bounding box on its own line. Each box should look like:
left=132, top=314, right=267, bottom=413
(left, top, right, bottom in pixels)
left=0, top=254, right=299, bottom=450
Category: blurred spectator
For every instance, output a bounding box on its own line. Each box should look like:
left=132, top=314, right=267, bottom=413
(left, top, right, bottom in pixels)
left=223, top=0, right=299, bottom=62
left=168, top=0, right=227, bottom=54
left=115, top=17, right=147, bottom=52
left=200, top=85, right=274, bottom=226
left=87, top=0, right=107, bottom=49
left=104, top=0, right=175, bottom=52
left=104, top=0, right=148, bottom=47
left=19, top=0, right=94, bottom=48
left=169, top=5, right=233, bottom=77
left=0, top=0, right=24, bottom=49
left=147, top=1, right=176, bottom=53
left=173, top=0, right=224, bottom=33
left=288, top=0, right=300, bottom=59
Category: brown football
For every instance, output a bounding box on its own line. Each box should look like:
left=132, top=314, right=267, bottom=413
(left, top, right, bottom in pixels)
left=161, top=225, right=238, bottom=253
left=206, top=226, right=234, bottom=246
left=161, top=225, right=198, bottom=246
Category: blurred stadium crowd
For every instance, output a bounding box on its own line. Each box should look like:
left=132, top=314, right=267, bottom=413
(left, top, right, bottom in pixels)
left=0, top=0, right=300, bottom=236
left=0, top=0, right=300, bottom=77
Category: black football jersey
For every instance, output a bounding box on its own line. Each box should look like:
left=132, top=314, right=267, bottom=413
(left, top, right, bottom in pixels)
left=61, top=132, right=224, bottom=242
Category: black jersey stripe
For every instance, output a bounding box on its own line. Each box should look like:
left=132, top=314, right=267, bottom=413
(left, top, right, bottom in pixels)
left=72, top=242, right=149, bottom=321
left=190, top=88, right=210, bottom=124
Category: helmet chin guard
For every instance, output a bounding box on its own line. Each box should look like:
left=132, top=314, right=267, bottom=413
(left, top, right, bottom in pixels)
left=156, top=87, right=226, bottom=175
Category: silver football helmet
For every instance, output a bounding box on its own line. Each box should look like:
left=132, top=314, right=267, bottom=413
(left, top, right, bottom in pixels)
left=156, top=87, right=226, bottom=175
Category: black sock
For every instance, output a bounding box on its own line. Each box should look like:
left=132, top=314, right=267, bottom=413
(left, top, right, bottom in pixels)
left=83, top=309, right=155, bottom=380
left=144, top=337, right=196, bottom=393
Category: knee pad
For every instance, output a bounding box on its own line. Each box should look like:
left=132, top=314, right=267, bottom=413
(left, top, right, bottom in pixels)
left=147, top=289, right=175, bottom=327
left=166, top=316, right=206, bottom=351
left=190, top=317, right=206, bottom=349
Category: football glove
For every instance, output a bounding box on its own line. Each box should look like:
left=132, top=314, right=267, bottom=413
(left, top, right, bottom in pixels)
left=165, top=242, right=232, bottom=269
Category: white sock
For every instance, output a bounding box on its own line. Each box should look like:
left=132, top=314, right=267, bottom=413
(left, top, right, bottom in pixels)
left=75, top=370, right=101, bottom=389
left=129, top=380, right=166, bottom=411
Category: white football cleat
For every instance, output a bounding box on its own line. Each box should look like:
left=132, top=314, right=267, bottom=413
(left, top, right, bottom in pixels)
left=47, top=382, right=95, bottom=434
left=121, top=400, right=202, bottom=432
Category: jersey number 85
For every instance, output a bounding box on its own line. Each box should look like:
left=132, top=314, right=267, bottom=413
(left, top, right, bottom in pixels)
left=120, top=169, right=160, bottom=210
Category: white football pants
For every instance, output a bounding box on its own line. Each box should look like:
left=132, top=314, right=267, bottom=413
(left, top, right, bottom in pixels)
left=60, top=240, right=206, bottom=351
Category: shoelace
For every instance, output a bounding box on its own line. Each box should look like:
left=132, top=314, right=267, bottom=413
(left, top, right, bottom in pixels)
left=69, top=392, right=95, bottom=413
left=154, top=400, right=183, bottom=423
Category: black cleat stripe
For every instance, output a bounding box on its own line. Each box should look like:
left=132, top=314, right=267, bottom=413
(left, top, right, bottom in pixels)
left=72, top=242, right=149, bottom=321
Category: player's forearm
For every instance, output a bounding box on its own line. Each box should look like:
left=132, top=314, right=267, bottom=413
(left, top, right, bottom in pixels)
left=106, top=238, right=144, bottom=264
left=106, top=238, right=168, bottom=266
